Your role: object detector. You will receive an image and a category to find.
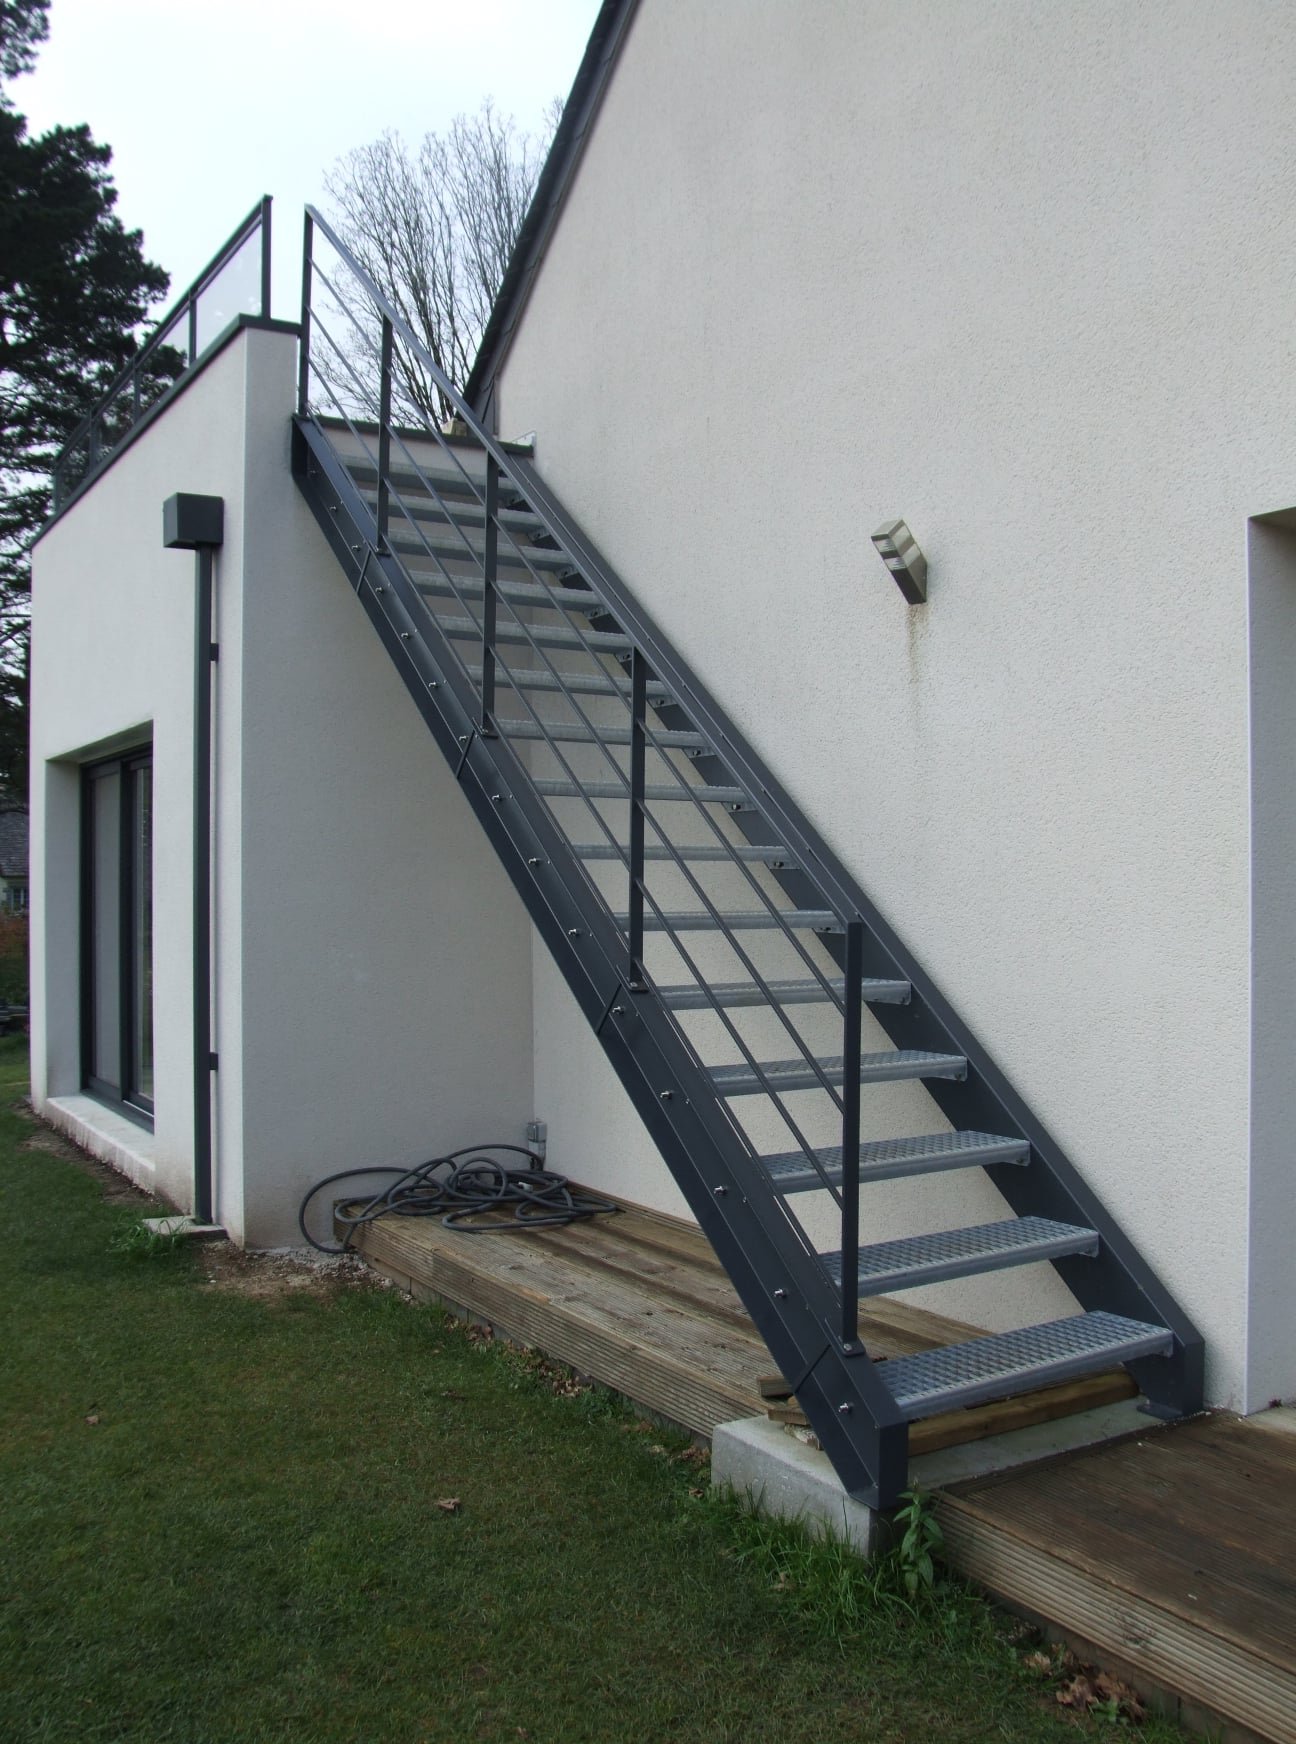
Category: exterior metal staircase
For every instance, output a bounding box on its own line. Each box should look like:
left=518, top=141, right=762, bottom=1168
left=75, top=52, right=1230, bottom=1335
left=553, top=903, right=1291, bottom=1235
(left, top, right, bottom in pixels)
left=291, top=206, right=1202, bottom=1507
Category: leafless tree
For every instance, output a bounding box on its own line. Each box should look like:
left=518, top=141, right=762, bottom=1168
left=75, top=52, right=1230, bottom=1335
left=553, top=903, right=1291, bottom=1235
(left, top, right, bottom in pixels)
left=320, top=99, right=560, bottom=428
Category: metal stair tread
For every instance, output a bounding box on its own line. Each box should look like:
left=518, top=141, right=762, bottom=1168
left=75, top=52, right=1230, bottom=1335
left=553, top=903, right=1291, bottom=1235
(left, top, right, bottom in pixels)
left=659, top=975, right=909, bottom=1008
left=499, top=720, right=706, bottom=751
left=709, top=1049, right=967, bottom=1094
left=822, top=1215, right=1099, bottom=1296
left=877, top=1310, right=1174, bottom=1418
left=358, top=487, right=545, bottom=537
left=612, top=907, right=837, bottom=933
left=761, top=1129, right=1030, bottom=1191
left=438, top=616, right=631, bottom=653
left=537, top=778, right=749, bottom=805
left=393, top=532, right=571, bottom=572
left=575, top=841, right=790, bottom=863
left=413, top=576, right=601, bottom=612
left=465, top=664, right=673, bottom=700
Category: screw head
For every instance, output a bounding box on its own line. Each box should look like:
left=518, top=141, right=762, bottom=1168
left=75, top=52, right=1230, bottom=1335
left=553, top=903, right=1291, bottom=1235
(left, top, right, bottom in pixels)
left=838, top=1403, right=853, bottom=1416
left=660, top=1090, right=673, bottom=1101
left=611, top=1005, right=625, bottom=1016
left=773, top=1288, right=787, bottom=1301
left=713, top=1184, right=726, bottom=1195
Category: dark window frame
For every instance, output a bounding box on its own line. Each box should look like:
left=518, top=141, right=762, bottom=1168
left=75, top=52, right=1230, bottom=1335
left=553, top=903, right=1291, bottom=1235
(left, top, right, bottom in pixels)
left=80, top=747, right=154, bottom=1129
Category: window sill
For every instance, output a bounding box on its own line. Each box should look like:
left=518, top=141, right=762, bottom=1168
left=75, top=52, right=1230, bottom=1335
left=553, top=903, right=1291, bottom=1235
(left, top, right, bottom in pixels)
left=42, top=1094, right=161, bottom=1196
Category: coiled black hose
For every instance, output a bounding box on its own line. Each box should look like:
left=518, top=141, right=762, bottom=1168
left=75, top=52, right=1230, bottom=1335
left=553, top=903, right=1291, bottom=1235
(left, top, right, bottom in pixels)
left=298, top=1145, right=618, bottom=1255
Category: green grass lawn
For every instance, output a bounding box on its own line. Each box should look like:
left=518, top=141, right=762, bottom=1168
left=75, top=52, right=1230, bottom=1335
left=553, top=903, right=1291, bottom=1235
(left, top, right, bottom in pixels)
left=0, top=1039, right=1187, bottom=1744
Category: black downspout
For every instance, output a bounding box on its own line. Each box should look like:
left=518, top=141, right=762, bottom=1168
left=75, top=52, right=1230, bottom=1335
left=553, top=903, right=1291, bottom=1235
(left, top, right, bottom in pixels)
left=163, top=493, right=225, bottom=1225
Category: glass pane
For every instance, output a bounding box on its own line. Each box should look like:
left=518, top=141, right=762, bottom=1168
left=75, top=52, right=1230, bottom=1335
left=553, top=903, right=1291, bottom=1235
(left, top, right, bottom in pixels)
left=130, top=764, right=153, bottom=1105
left=193, top=228, right=262, bottom=354
left=90, top=770, right=121, bottom=1091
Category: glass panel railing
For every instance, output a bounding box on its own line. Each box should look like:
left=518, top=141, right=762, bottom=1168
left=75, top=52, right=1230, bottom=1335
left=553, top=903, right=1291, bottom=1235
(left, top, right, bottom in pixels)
left=49, top=197, right=272, bottom=513
left=193, top=226, right=263, bottom=354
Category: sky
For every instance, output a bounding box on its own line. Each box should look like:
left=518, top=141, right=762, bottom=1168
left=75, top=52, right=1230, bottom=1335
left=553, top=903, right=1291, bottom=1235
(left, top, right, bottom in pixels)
left=14, top=0, right=604, bottom=322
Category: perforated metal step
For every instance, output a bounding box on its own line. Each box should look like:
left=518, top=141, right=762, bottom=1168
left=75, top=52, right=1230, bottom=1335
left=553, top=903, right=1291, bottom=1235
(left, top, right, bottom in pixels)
left=440, top=617, right=631, bottom=654
left=709, top=1050, right=966, bottom=1095
left=500, top=720, right=706, bottom=752
left=360, top=488, right=544, bottom=538
left=391, top=532, right=571, bottom=574
left=414, top=576, right=601, bottom=613
left=536, top=779, right=751, bottom=806
left=659, top=975, right=910, bottom=1008
left=878, top=1310, right=1173, bottom=1419
left=614, top=908, right=837, bottom=933
left=822, top=1215, right=1098, bottom=1296
left=761, top=1130, right=1031, bottom=1193
left=466, top=664, right=671, bottom=701
left=576, top=842, right=791, bottom=863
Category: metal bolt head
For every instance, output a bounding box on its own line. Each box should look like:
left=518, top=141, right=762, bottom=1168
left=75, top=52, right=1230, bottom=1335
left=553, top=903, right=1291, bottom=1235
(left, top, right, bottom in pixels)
left=713, top=1184, right=726, bottom=1195
left=567, top=928, right=581, bottom=939
left=659, top=1090, right=673, bottom=1101
left=773, top=1288, right=787, bottom=1300
left=838, top=1403, right=853, bottom=1415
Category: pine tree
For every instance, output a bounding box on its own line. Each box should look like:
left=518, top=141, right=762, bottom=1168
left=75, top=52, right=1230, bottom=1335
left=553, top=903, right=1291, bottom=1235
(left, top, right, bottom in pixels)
left=0, top=0, right=168, bottom=799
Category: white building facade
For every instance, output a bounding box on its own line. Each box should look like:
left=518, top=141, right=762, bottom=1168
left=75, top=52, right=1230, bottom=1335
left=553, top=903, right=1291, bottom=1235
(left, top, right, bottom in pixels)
left=30, top=1, right=1296, bottom=1427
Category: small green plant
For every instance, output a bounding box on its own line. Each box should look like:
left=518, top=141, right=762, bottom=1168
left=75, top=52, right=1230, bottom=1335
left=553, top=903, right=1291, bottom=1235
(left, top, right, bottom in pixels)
left=892, top=1485, right=945, bottom=1599
left=109, top=1214, right=187, bottom=1260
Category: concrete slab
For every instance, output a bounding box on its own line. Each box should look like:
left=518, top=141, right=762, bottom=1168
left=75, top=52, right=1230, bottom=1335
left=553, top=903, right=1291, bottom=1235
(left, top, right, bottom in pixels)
left=712, top=1399, right=1153, bottom=1555
left=712, top=1416, right=884, bottom=1554
left=142, top=1215, right=225, bottom=1242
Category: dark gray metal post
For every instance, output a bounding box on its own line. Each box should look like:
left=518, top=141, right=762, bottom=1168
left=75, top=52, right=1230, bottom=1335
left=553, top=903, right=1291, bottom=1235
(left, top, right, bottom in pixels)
left=376, top=316, right=393, bottom=551
left=840, top=919, right=863, bottom=1346
left=298, top=211, right=314, bottom=416
left=259, top=195, right=272, bottom=319
left=628, top=649, right=647, bottom=989
left=163, top=493, right=225, bottom=1229
left=481, top=456, right=499, bottom=731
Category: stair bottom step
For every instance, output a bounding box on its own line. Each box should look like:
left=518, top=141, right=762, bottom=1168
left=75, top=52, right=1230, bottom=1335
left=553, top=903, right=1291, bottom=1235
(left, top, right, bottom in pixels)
left=878, top=1310, right=1174, bottom=1419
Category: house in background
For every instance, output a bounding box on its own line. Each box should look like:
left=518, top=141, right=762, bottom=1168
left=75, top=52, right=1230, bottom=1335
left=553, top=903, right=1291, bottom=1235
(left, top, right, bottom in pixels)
left=26, top=0, right=1296, bottom=1512
left=0, top=806, right=28, bottom=914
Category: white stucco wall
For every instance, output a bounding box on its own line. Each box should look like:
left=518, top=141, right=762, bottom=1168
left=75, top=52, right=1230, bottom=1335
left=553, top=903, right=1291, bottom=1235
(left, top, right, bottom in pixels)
left=31, top=325, right=536, bottom=1245
left=494, top=0, right=1296, bottom=1408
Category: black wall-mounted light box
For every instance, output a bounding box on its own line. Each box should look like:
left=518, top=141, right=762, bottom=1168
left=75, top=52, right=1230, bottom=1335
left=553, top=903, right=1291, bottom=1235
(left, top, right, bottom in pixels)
left=872, top=519, right=927, bottom=604
left=163, top=493, right=225, bottom=551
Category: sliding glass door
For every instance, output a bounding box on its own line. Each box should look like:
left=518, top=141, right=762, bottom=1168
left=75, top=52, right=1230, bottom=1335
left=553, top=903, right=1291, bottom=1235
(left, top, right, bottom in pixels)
left=82, top=749, right=154, bottom=1123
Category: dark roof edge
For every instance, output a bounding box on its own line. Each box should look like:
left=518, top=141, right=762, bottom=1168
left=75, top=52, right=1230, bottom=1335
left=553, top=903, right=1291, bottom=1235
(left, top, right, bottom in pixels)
left=465, top=0, right=641, bottom=419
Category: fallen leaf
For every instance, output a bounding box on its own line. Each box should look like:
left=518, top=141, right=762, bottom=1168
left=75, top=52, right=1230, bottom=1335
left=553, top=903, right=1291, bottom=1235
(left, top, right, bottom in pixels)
left=441, top=1389, right=467, bottom=1401
left=688, top=1487, right=705, bottom=1500
left=646, top=1444, right=668, bottom=1456
left=1056, top=1675, right=1097, bottom=1710
left=84, top=1414, right=100, bottom=1427
left=671, top=1445, right=709, bottom=1466
left=436, top=1497, right=462, bottom=1513
left=1023, top=1651, right=1052, bottom=1674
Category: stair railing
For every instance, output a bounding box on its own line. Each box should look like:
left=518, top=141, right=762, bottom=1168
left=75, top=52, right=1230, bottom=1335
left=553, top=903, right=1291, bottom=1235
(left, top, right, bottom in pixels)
left=299, top=206, right=868, bottom=1345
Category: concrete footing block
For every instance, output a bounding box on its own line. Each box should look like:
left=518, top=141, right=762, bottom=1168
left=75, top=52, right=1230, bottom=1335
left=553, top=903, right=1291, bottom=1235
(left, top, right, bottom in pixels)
left=711, top=1416, right=884, bottom=1555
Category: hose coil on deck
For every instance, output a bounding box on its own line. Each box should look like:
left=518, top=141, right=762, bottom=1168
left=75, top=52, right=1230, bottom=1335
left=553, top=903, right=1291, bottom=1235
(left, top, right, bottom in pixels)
left=299, top=1146, right=618, bottom=1254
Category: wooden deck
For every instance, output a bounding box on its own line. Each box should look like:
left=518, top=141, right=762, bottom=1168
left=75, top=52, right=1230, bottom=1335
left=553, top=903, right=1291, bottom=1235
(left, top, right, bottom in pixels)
left=938, top=1413, right=1296, bottom=1744
left=352, top=1199, right=1296, bottom=1739
left=349, top=1193, right=1130, bottom=1450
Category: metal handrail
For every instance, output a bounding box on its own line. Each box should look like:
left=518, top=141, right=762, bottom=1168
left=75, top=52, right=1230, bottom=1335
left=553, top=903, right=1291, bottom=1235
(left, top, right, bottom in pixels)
left=301, top=203, right=870, bottom=1333
left=51, top=196, right=273, bottom=511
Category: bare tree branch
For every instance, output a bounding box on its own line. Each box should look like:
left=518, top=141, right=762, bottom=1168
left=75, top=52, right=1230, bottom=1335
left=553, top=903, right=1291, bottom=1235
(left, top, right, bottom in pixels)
left=320, top=99, right=559, bottom=428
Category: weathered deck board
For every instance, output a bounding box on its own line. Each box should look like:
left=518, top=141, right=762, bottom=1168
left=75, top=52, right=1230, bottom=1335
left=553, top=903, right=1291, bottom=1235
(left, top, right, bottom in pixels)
left=939, top=1415, right=1296, bottom=1743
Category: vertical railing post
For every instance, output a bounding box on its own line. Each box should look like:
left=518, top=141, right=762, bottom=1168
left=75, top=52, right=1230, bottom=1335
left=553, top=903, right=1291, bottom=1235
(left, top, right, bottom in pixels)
left=376, top=316, right=393, bottom=553
left=187, top=296, right=198, bottom=366
left=297, top=211, right=314, bottom=417
left=480, top=455, right=499, bottom=732
left=628, top=648, right=648, bottom=989
left=840, top=919, right=864, bottom=1347
left=259, top=195, right=272, bottom=319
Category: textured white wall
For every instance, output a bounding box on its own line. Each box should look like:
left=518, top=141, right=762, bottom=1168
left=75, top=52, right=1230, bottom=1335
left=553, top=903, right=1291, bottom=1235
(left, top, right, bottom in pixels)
left=496, top=0, right=1296, bottom=1406
left=31, top=326, right=536, bottom=1245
